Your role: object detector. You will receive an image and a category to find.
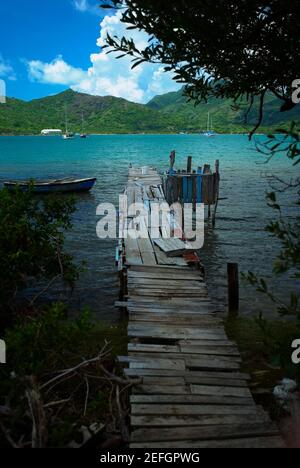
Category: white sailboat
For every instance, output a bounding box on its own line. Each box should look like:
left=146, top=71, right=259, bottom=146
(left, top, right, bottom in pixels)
left=203, top=112, right=215, bottom=137
left=80, top=112, right=87, bottom=139
left=62, top=106, right=75, bottom=140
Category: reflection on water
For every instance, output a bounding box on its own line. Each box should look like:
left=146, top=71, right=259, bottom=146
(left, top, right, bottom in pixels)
left=0, top=134, right=298, bottom=321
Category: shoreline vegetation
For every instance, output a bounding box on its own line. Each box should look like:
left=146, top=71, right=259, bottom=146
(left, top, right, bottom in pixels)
left=0, top=187, right=132, bottom=449
left=0, top=88, right=298, bottom=136
left=0, top=132, right=268, bottom=136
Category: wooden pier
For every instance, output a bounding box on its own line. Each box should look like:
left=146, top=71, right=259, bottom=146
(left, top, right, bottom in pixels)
left=117, top=166, right=284, bottom=448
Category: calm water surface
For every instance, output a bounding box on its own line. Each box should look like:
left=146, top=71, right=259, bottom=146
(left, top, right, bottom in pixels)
left=0, top=134, right=298, bottom=320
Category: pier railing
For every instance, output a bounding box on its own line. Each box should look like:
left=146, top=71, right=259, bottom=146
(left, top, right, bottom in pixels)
left=164, top=156, right=220, bottom=225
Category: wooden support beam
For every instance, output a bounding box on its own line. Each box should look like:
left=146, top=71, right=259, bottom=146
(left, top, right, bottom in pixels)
left=227, top=263, right=239, bottom=315
left=187, top=156, right=192, bottom=173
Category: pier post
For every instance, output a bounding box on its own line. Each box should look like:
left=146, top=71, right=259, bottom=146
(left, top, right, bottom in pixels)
left=227, top=262, right=239, bottom=315
left=212, top=159, right=220, bottom=227
left=187, top=156, right=192, bottom=173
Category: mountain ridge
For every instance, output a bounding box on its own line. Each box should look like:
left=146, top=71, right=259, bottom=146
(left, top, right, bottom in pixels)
left=0, top=88, right=298, bottom=135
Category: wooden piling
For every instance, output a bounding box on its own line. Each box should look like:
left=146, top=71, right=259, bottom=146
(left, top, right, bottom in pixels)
left=212, top=160, right=220, bottom=227
left=187, top=156, right=192, bottom=173
left=227, top=263, right=239, bottom=315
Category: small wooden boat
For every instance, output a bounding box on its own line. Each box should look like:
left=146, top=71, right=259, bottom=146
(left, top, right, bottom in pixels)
left=4, top=177, right=97, bottom=194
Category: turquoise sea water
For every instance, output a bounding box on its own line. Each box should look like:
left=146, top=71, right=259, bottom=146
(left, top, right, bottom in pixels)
left=0, top=134, right=297, bottom=320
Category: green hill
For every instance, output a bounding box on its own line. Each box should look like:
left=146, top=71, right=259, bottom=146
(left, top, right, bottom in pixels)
left=147, top=88, right=300, bottom=134
left=0, top=88, right=299, bottom=135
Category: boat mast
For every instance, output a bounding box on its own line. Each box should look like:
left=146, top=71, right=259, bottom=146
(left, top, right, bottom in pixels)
left=207, top=112, right=210, bottom=132
left=81, top=112, right=84, bottom=134
left=65, top=105, right=68, bottom=134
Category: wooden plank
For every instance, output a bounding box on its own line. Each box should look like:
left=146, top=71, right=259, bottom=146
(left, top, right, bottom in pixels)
left=154, top=238, right=195, bottom=257
left=128, top=271, right=204, bottom=281
left=133, top=385, right=190, bottom=395
left=154, top=247, right=189, bottom=266
left=125, top=235, right=143, bottom=265
left=128, top=323, right=226, bottom=335
left=128, top=285, right=207, bottom=293
left=130, top=412, right=270, bottom=427
left=141, top=377, right=186, bottom=386
left=180, top=345, right=239, bottom=357
left=178, top=339, right=235, bottom=347
left=128, top=297, right=214, bottom=305
left=131, top=423, right=279, bottom=442
left=128, top=278, right=205, bottom=288
left=130, top=394, right=254, bottom=406
left=129, top=264, right=193, bottom=273
left=128, top=289, right=208, bottom=297
left=129, top=319, right=223, bottom=329
left=129, top=310, right=221, bottom=319
left=128, top=325, right=228, bottom=341
left=119, top=356, right=186, bottom=370
left=128, top=306, right=223, bottom=316
left=191, top=385, right=252, bottom=398
left=140, top=251, right=157, bottom=266
left=184, top=376, right=247, bottom=387
left=129, top=359, right=240, bottom=371
left=128, top=343, right=180, bottom=353
left=130, top=436, right=285, bottom=449
left=127, top=303, right=223, bottom=313
left=131, top=404, right=260, bottom=416
left=129, top=314, right=223, bottom=326
left=128, top=352, right=241, bottom=365
left=124, top=368, right=250, bottom=380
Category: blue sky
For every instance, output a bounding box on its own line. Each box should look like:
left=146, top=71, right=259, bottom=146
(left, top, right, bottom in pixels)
left=0, top=0, right=180, bottom=103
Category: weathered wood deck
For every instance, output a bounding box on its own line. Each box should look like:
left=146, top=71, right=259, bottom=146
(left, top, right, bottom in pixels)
left=117, top=166, right=284, bottom=448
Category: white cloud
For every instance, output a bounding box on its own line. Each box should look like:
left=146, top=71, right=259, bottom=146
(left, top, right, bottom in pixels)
left=26, top=11, right=180, bottom=103
left=27, top=56, right=86, bottom=85
left=0, top=55, right=16, bottom=81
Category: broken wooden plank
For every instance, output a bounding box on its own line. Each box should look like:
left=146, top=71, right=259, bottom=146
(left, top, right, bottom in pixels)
left=131, top=404, right=260, bottom=416
left=118, top=356, right=186, bottom=370
left=128, top=343, right=180, bottom=353
left=190, top=385, right=252, bottom=398
left=130, top=394, right=254, bottom=406
left=133, top=385, right=190, bottom=395
left=130, top=423, right=280, bottom=442
left=130, top=412, right=270, bottom=427
left=141, top=376, right=186, bottom=386
left=130, top=436, right=285, bottom=449
left=154, top=238, right=195, bottom=257
left=124, top=368, right=250, bottom=380
left=127, top=351, right=241, bottom=365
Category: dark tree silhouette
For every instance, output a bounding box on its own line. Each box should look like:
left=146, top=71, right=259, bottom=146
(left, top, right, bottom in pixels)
left=102, top=1, right=300, bottom=134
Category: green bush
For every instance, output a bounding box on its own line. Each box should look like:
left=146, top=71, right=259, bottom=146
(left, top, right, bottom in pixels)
left=0, top=187, right=80, bottom=323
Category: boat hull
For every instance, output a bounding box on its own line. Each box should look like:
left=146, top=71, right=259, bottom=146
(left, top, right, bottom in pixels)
left=4, top=178, right=97, bottom=194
